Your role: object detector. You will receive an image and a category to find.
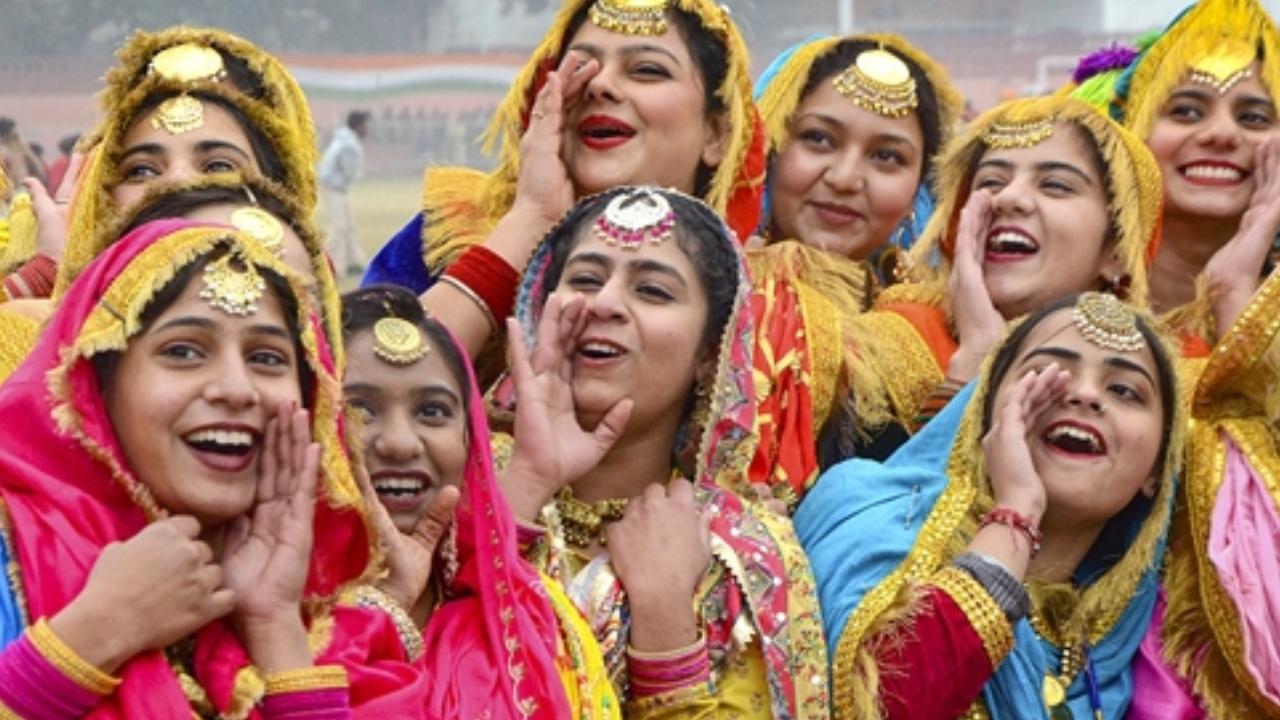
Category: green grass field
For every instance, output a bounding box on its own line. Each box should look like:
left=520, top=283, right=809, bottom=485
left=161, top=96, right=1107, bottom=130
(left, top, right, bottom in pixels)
left=318, top=175, right=424, bottom=290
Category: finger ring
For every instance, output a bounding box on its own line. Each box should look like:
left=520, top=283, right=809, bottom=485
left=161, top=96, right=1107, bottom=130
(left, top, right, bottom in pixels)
left=531, top=110, right=545, bottom=120
left=55, top=198, right=69, bottom=205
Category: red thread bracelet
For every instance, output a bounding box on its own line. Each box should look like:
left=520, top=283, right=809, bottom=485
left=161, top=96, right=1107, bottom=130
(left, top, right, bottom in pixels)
left=980, top=507, right=1042, bottom=555
left=442, top=245, right=519, bottom=325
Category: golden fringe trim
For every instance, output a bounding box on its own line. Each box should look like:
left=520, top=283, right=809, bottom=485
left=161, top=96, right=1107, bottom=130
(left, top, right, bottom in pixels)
left=452, top=0, right=757, bottom=263
left=0, top=194, right=37, bottom=275
left=225, top=665, right=266, bottom=720
left=833, top=581, right=929, bottom=720
left=755, top=33, right=965, bottom=162
left=903, top=96, right=1162, bottom=315
left=420, top=166, right=492, bottom=274
left=0, top=310, right=41, bottom=383
left=1121, top=0, right=1280, bottom=142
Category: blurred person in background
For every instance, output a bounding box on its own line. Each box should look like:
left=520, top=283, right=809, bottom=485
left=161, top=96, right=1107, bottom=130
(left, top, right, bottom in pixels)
left=0, top=118, right=46, bottom=185
left=45, top=134, right=80, bottom=191
left=319, top=109, right=370, bottom=277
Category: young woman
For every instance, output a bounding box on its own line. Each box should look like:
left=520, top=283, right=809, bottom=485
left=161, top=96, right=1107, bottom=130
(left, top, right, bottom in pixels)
left=364, top=0, right=766, bottom=361
left=1113, top=0, right=1280, bottom=322
left=339, top=284, right=618, bottom=719
left=798, top=292, right=1183, bottom=719
left=745, top=33, right=963, bottom=505
left=497, top=187, right=829, bottom=718
left=0, top=220, right=425, bottom=716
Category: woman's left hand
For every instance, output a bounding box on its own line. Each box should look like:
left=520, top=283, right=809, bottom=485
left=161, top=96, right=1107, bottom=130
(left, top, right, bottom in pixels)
left=223, top=401, right=320, bottom=672
left=1205, top=136, right=1280, bottom=335
left=606, top=479, right=710, bottom=652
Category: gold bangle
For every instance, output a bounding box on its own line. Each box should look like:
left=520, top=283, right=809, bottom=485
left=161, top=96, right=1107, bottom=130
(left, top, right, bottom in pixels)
left=438, top=275, right=498, bottom=333
left=28, top=618, right=121, bottom=695
left=931, top=566, right=1015, bottom=666
left=264, top=664, right=348, bottom=694
left=344, top=585, right=424, bottom=661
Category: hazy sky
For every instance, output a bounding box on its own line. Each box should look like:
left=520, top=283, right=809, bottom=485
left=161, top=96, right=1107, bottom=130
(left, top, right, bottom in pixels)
left=1106, top=0, right=1280, bottom=30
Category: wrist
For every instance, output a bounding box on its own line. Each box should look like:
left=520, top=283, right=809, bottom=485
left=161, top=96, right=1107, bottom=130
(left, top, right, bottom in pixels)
left=991, top=492, right=1045, bottom=524
left=499, top=461, right=560, bottom=523
left=49, top=598, right=135, bottom=675
left=946, top=350, right=983, bottom=383
left=240, top=612, right=313, bottom=675
left=627, top=593, right=699, bottom=652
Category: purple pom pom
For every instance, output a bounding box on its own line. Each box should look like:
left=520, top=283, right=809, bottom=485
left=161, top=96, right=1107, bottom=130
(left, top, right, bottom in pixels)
left=1073, top=45, right=1139, bottom=84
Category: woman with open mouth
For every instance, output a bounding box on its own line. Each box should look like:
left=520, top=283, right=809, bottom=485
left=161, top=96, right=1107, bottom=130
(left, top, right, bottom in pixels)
left=744, top=33, right=964, bottom=510
left=340, top=283, right=618, bottom=719
left=1111, top=0, right=1280, bottom=324
left=497, top=186, right=829, bottom=718
left=363, top=0, right=766, bottom=368
left=798, top=291, right=1183, bottom=720
left=0, top=220, right=428, bottom=717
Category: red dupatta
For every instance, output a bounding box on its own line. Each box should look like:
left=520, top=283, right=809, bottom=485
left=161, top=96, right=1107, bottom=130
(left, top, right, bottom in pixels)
left=0, top=219, right=422, bottom=717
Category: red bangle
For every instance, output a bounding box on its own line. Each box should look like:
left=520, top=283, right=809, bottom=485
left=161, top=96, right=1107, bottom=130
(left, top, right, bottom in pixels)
left=3, top=253, right=56, bottom=299
left=980, top=507, right=1042, bottom=555
left=442, top=245, right=519, bottom=326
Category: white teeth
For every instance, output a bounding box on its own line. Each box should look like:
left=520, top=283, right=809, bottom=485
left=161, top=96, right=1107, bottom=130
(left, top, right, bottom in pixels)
left=1045, top=424, right=1102, bottom=452
left=986, top=231, right=1038, bottom=252
left=1184, top=164, right=1242, bottom=181
left=372, top=477, right=426, bottom=494
left=185, top=429, right=254, bottom=447
left=581, top=341, right=621, bottom=356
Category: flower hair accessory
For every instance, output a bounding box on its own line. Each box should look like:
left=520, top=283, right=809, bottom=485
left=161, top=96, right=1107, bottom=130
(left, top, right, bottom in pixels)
left=833, top=48, right=919, bottom=118
left=1073, top=291, right=1145, bottom=353
left=593, top=188, right=677, bottom=250
left=373, top=316, right=429, bottom=366
left=200, top=246, right=266, bottom=316
left=588, top=0, right=669, bottom=36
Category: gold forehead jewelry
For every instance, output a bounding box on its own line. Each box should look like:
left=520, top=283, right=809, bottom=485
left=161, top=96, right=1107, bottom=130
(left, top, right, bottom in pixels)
left=200, top=247, right=266, bottom=316
left=150, top=94, right=205, bottom=135
left=372, top=316, right=429, bottom=365
left=588, top=0, right=669, bottom=36
left=833, top=48, right=919, bottom=119
left=230, top=206, right=286, bottom=258
left=593, top=188, right=676, bottom=250
left=1073, top=291, right=1145, bottom=353
left=1189, top=38, right=1257, bottom=95
left=148, top=43, right=226, bottom=84
left=982, top=116, right=1056, bottom=150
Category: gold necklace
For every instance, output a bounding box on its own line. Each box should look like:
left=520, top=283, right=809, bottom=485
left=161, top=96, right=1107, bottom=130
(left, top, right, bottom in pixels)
left=1029, top=614, right=1085, bottom=718
left=555, top=488, right=629, bottom=548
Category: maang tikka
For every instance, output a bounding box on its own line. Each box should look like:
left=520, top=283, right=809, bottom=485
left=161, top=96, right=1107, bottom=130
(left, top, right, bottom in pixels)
left=593, top=188, right=676, bottom=250
left=1072, top=291, right=1146, bottom=353
left=147, top=43, right=227, bottom=135
left=833, top=47, right=919, bottom=119
left=200, top=245, right=266, bottom=316
left=372, top=314, right=429, bottom=366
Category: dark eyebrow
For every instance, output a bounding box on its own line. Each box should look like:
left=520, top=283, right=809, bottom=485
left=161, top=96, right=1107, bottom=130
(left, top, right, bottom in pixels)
left=343, top=382, right=382, bottom=397
left=1168, top=87, right=1213, bottom=104
left=628, top=258, right=688, bottom=288
left=194, top=140, right=252, bottom=162
left=153, top=315, right=217, bottom=333
left=1020, top=346, right=1080, bottom=366
left=1036, top=161, right=1094, bottom=185
left=1236, top=93, right=1277, bottom=110
left=794, top=112, right=919, bottom=149
left=248, top=324, right=291, bottom=340
left=976, top=158, right=1014, bottom=173
left=1105, top=356, right=1156, bottom=387
left=119, top=143, right=166, bottom=162
left=416, top=384, right=463, bottom=406
left=565, top=251, right=614, bottom=272
left=567, top=41, right=683, bottom=68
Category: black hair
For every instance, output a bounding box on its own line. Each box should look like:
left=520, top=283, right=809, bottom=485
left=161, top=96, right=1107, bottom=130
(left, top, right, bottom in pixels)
left=560, top=5, right=730, bottom=198
left=0, top=117, right=13, bottom=139
left=801, top=38, right=944, bottom=179
left=118, top=183, right=296, bottom=238
left=540, top=187, right=740, bottom=350
left=346, top=110, right=372, bottom=131
left=339, top=284, right=473, bottom=416
left=128, top=91, right=288, bottom=185
left=93, top=242, right=314, bottom=405
left=58, top=134, right=80, bottom=155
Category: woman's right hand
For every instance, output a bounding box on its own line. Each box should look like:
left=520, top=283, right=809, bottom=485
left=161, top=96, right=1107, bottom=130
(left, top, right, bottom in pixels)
left=948, top=189, right=1006, bottom=382
left=981, top=363, right=1069, bottom=522
left=510, top=51, right=600, bottom=229
left=501, top=293, right=633, bottom=521
left=49, top=515, right=233, bottom=674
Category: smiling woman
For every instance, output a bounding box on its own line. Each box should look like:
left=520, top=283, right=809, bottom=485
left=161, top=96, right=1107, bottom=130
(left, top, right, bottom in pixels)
left=0, top=220, right=428, bottom=717
left=797, top=292, right=1183, bottom=720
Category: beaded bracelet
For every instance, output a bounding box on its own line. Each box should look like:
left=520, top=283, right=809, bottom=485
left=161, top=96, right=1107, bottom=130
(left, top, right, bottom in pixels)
left=441, top=245, right=519, bottom=328
left=979, top=506, right=1042, bottom=555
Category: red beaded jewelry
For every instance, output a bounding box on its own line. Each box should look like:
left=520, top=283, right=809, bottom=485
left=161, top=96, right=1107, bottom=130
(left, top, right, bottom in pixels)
left=980, top=507, right=1042, bottom=555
